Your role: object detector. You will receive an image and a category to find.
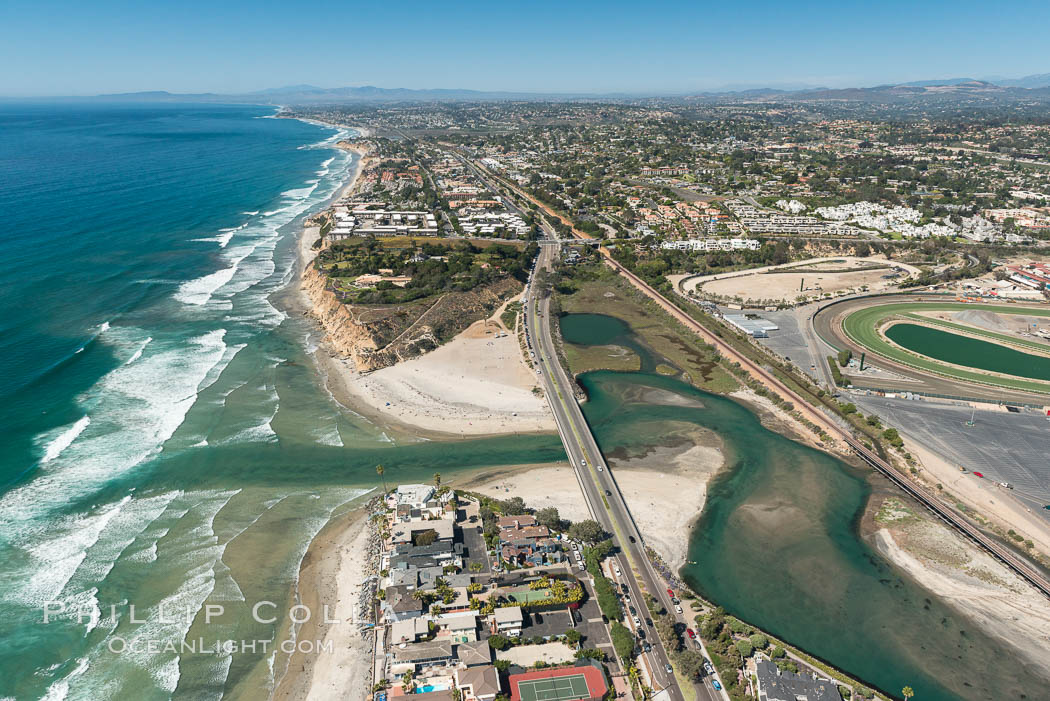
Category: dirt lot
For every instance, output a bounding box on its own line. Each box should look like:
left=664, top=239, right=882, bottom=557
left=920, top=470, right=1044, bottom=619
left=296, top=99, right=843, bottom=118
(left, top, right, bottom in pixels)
left=703, top=267, right=896, bottom=305
left=684, top=256, right=919, bottom=306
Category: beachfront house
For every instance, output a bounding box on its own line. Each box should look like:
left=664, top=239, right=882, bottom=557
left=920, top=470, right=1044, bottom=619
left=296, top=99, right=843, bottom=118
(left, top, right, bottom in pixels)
left=390, top=616, right=430, bottom=645
left=391, top=639, right=455, bottom=675
left=383, top=584, right=426, bottom=622
left=390, top=541, right=464, bottom=573
left=391, top=518, right=455, bottom=547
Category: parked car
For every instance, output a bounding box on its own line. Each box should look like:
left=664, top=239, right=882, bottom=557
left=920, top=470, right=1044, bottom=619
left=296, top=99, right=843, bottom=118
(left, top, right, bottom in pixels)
left=643, top=642, right=652, bottom=653
left=674, top=605, right=683, bottom=614
left=686, top=628, right=696, bottom=639
left=666, top=588, right=674, bottom=598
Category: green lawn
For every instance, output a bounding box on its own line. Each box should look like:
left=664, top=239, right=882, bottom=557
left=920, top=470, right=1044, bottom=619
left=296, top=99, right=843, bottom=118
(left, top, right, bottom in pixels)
left=841, top=302, right=1050, bottom=394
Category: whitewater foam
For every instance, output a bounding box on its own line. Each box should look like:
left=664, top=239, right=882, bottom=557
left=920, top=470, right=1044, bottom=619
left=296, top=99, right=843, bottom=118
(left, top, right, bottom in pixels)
left=38, top=416, right=91, bottom=464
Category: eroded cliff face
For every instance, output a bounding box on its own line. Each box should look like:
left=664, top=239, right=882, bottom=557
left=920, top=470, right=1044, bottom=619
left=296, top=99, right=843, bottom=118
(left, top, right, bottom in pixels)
left=301, top=265, right=519, bottom=372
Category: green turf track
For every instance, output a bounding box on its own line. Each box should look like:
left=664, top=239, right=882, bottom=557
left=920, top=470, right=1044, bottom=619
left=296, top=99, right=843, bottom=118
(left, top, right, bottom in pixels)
left=841, top=302, right=1050, bottom=394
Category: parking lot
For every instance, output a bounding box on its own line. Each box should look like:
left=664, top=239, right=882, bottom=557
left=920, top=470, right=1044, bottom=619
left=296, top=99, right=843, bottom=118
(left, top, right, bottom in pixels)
left=855, top=395, right=1050, bottom=520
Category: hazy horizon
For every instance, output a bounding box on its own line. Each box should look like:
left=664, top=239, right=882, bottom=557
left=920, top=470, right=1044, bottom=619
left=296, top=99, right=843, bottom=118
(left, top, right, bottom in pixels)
left=2, top=0, right=1049, bottom=97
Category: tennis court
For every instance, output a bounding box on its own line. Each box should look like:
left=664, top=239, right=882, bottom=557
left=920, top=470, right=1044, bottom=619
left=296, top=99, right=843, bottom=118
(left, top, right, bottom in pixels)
left=515, top=673, right=590, bottom=701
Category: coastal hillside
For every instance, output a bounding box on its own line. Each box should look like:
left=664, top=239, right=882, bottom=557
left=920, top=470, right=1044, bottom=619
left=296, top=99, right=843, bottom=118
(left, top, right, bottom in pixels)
left=302, top=231, right=536, bottom=372
left=303, top=264, right=522, bottom=371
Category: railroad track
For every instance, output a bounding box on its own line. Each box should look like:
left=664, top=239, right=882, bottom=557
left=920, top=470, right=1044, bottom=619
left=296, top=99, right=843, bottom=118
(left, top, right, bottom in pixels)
left=470, top=155, right=1050, bottom=602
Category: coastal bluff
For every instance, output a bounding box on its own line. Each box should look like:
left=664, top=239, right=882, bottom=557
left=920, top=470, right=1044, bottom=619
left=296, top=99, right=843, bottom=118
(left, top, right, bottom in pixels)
left=302, top=263, right=521, bottom=372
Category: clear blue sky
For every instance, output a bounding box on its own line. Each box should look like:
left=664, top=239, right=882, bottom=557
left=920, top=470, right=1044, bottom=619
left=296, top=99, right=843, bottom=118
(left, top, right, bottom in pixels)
left=2, top=0, right=1048, bottom=96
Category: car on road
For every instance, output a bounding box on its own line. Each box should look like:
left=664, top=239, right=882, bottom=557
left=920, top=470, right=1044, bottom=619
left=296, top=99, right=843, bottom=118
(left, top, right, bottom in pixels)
left=712, top=681, right=722, bottom=691
left=605, top=489, right=611, bottom=496
left=665, top=664, right=674, bottom=675
left=581, top=459, right=587, bottom=467
left=597, top=465, right=603, bottom=471
left=674, top=604, right=683, bottom=614
left=686, top=628, right=696, bottom=639
left=628, top=535, right=636, bottom=543
left=703, top=662, right=714, bottom=675
left=577, top=562, right=585, bottom=571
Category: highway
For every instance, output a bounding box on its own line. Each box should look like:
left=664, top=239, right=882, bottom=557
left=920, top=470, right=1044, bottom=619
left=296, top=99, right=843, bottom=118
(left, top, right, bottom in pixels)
left=472, top=152, right=1050, bottom=603
left=522, top=236, right=727, bottom=701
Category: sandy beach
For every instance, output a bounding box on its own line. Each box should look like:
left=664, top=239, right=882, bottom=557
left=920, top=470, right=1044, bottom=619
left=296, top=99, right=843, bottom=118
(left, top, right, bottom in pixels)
left=874, top=518, right=1050, bottom=680
left=296, top=143, right=553, bottom=438
left=467, top=433, right=724, bottom=571
left=324, top=311, right=554, bottom=437
left=906, top=439, right=1050, bottom=557
left=272, top=507, right=379, bottom=701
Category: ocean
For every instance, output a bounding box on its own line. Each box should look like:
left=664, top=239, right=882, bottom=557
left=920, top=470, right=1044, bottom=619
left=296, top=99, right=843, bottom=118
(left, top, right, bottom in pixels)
left=0, top=103, right=564, bottom=700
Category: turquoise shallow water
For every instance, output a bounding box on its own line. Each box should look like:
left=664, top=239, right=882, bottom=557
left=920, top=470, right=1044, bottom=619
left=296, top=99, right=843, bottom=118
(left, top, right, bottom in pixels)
left=561, top=312, right=1050, bottom=701
left=0, top=104, right=565, bottom=699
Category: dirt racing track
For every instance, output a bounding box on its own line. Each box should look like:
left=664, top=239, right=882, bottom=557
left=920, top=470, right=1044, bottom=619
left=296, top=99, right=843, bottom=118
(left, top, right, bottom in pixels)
left=813, top=295, right=1050, bottom=406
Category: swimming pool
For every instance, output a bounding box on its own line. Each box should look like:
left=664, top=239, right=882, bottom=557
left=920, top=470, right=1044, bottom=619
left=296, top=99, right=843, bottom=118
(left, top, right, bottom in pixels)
left=417, top=685, right=449, bottom=693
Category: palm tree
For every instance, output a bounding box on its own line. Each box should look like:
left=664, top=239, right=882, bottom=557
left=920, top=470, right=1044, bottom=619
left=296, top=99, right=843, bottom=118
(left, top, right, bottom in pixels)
left=376, top=464, right=387, bottom=494
left=433, top=472, right=441, bottom=488
left=902, top=686, right=915, bottom=700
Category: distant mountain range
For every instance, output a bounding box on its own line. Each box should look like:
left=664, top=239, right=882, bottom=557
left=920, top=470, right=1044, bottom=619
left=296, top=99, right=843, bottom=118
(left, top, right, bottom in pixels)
left=7, top=72, right=1050, bottom=104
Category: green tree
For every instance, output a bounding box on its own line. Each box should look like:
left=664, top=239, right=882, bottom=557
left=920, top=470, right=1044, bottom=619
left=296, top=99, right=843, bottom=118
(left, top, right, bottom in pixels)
left=610, top=621, right=635, bottom=662
left=748, top=633, right=768, bottom=650
left=674, top=649, right=706, bottom=678
left=564, top=629, right=582, bottom=646
left=568, top=519, right=609, bottom=544
left=488, top=634, right=510, bottom=651
left=535, top=506, right=562, bottom=530
left=735, top=640, right=753, bottom=658
left=501, top=496, right=528, bottom=515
